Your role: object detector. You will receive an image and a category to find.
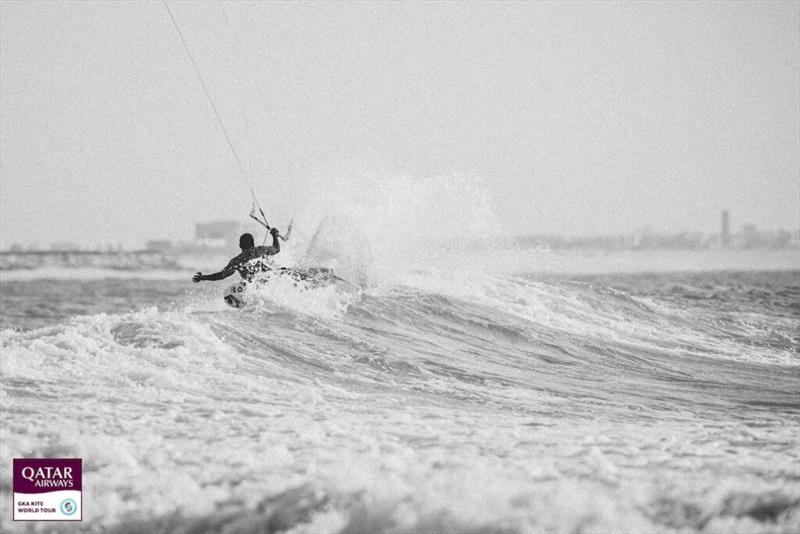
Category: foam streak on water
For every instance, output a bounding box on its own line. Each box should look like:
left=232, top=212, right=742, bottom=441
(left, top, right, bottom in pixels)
left=1, top=266, right=798, bottom=533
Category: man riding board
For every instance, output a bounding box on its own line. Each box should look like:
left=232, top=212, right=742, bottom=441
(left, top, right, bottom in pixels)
left=193, top=228, right=280, bottom=284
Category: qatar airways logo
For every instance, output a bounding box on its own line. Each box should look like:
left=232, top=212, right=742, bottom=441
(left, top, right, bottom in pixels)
left=20, top=465, right=76, bottom=488
left=13, top=458, right=82, bottom=521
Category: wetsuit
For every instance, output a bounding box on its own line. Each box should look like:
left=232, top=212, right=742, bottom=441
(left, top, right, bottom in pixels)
left=195, top=231, right=280, bottom=283
left=221, top=245, right=279, bottom=282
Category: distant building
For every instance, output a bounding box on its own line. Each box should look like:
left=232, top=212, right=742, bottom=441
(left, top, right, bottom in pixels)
left=194, top=220, right=243, bottom=249
left=146, top=240, right=173, bottom=252
left=721, top=210, right=730, bottom=248
left=195, top=220, right=240, bottom=240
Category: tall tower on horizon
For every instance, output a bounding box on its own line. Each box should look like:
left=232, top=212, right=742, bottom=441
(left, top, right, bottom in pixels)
left=721, top=210, right=730, bottom=247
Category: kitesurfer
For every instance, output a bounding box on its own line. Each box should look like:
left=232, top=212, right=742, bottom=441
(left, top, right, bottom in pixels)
left=193, top=228, right=280, bottom=283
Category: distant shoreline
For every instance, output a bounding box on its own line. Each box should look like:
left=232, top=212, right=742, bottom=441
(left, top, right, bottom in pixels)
left=0, top=250, right=181, bottom=272
left=0, top=248, right=796, bottom=281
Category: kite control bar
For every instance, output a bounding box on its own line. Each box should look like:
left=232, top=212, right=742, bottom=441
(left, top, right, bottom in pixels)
left=250, top=205, right=293, bottom=242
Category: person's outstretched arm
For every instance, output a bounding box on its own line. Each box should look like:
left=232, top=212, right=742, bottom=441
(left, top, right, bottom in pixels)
left=193, top=261, right=236, bottom=283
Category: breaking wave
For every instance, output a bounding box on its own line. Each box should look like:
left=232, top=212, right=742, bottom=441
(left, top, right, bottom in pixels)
left=1, top=266, right=798, bottom=533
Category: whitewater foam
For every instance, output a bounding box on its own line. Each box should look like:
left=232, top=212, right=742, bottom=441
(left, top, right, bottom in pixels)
left=1, top=267, right=797, bottom=533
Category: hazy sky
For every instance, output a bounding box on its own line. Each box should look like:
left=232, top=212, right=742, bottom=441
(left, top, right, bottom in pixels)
left=1, top=0, right=798, bottom=247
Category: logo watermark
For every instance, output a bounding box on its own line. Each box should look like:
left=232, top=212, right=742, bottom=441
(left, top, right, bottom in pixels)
left=13, top=458, right=82, bottom=521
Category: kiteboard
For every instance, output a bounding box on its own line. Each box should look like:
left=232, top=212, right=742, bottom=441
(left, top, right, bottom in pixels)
left=223, top=282, right=247, bottom=308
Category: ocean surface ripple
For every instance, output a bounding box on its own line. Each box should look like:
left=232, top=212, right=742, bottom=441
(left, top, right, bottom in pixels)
left=1, top=269, right=798, bottom=533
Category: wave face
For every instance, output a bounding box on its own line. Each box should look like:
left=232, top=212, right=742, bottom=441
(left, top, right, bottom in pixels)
left=1, top=268, right=799, bottom=533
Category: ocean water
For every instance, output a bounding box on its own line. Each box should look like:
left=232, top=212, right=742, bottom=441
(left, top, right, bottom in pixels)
left=0, top=250, right=798, bottom=534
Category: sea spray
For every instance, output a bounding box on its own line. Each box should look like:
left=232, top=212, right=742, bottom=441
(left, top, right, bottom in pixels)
left=290, top=169, right=504, bottom=285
